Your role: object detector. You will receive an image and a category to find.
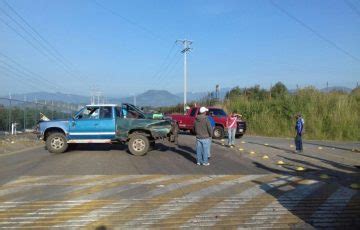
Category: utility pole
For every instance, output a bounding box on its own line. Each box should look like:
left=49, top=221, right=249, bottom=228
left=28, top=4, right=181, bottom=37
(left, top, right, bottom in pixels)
left=176, top=39, right=193, bottom=112
left=133, top=94, right=137, bottom=106
left=215, top=84, right=220, bottom=101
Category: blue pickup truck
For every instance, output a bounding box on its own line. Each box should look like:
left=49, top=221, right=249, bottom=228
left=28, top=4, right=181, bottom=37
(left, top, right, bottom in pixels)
left=36, top=103, right=178, bottom=156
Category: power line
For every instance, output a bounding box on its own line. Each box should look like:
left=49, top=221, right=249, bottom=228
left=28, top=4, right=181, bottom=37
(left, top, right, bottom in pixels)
left=269, top=0, right=360, bottom=63
left=0, top=53, right=69, bottom=92
left=0, top=6, right=72, bottom=71
left=0, top=3, right=92, bottom=88
left=150, top=42, right=177, bottom=81
left=158, top=56, right=182, bottom=89
left=93, top=0, right=168, bottom=42
left=0, top=66, right=50, bottom=92
left=154, top=48, right=181, bottom=83
left=3, top=0, right=75, bottom=68
left=344, top=0, right=360, bottom=17
left=0, top=15, right=84, bottom=84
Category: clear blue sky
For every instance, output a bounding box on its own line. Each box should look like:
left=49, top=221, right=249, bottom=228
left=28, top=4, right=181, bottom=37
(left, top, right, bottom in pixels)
left=1, top=0, right=359, bottom=97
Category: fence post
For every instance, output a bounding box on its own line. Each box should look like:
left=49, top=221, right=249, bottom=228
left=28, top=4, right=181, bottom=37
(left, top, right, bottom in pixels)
left=8, top=95, right=12, bottom=134
left=51, top=100, right=54, bottom=120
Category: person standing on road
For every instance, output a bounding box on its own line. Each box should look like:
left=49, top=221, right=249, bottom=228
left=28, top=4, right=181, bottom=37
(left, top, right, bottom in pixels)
left=295, top=113, right=304, bottom=152
left=226, top=112, right=237, bottom=147
left=194, top=107, right=212, bottom=166
left=207, top=114, right=215, bottom=159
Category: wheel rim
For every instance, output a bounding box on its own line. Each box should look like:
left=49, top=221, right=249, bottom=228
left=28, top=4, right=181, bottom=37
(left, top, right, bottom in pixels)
left=214, top=129, right=221, bottom=138
left=132, top=139, right=146, bottom=152
left=51, top=137, right=64, bottom=150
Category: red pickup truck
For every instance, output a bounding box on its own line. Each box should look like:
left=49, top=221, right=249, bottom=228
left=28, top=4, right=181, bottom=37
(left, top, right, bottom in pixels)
left=169, top=107, right=246, bottom=139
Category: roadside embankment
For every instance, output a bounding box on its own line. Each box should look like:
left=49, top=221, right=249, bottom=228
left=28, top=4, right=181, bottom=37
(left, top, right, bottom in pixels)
left=0, top=133, right=43, bottom=154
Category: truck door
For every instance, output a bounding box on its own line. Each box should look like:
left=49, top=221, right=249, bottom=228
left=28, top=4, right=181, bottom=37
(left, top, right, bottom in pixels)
left=69, top=106, right=101, bottom=140
left=69, top=106, right=116, bottom=140
left=96, top=106, right=116, bottom=139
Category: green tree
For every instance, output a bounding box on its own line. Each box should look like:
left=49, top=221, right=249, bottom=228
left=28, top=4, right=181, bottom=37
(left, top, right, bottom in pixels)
left=271, top=82, right=288, bottom=98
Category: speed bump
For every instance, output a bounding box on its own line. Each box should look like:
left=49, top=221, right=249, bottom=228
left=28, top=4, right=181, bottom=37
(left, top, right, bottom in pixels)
left=296, top=166, right=305, bottom=171
left=319, top=174, right=330, bottom=179
left=318, top=147, right=323, bottom=150
left=241, top=141, right=246, bottom=144
left=239, top=148, right=244, bottom=151
left=277, top=160, right=285, bottom=165
left=221, top=139, right=225, bottom=142
left=290, top=144, right=294, bottom=148
left=250, top=151, right=255, bottom=155
left=262, top=155, right=269, bottom=159
left=350, top=183, right=360, bottom=189
left=221, top=143, right=225, bottom=146
left=264, top=143, right=269, bottom=146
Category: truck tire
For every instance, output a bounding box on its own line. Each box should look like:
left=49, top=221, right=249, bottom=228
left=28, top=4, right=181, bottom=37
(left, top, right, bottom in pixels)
left=46, top=133, right=68, bottom=154
left=128, top=134, right=150, bottom=156
left=213, top=126, right=224, bottom=139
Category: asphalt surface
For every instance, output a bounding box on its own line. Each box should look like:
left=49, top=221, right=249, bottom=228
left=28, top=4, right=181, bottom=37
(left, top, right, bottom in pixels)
left=0, top=134, right=359, bottom=229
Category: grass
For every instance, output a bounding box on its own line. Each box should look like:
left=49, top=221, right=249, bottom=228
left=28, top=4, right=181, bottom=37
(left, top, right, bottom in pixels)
left=225, top=87, right=360, bottom=141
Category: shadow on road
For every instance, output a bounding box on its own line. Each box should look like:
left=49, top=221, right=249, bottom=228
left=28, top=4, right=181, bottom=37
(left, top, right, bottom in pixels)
left=155, top=143, right=197, bottom=164
left=67, top=143, right=128, bottom=152
left=303, top=141, right=356, bottom=152
left=246, top=140, right=294, bottom=153
left=251, top=160, right=360, bottom=228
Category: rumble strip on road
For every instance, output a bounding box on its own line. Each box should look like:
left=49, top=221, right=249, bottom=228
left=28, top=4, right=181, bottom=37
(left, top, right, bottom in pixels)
left=0, top=174, right=359, bottom=229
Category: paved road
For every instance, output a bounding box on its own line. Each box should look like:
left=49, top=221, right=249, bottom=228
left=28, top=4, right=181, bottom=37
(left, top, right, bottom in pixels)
left=0, top=134, right=359, bottom=229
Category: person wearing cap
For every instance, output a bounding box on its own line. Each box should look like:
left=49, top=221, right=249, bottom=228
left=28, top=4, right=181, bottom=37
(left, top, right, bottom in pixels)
left=294, top=113, right=304, bottom=153
left=194, top=106, right=212, bottom=166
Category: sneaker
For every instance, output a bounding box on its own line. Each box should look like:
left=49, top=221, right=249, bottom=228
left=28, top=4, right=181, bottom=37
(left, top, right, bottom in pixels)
left=197, top=162, right=201, bottom=165
left=203, top=163, right=210, bottom=166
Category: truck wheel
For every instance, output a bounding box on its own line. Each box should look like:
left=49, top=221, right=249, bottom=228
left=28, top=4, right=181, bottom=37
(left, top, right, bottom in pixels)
left=213, top=126, right=224, bottom=139
left=128, top=134, right=150, bottom=156
left=46, top=133, right=68, bottom=154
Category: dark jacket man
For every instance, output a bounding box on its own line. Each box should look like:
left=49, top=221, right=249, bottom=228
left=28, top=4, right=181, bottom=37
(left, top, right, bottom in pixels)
left=194, top=113, right=212, bottom=139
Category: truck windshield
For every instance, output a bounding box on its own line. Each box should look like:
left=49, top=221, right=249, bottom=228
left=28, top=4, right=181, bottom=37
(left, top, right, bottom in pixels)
left=209, top=109, right=227, bottom=117
left=123, top=103, right=145, bottom=119
left=75, top=107, right=100, bottom=119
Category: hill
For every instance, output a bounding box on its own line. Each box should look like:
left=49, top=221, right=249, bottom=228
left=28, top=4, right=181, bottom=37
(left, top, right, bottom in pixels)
left=120, top=90, right=181, bottom=107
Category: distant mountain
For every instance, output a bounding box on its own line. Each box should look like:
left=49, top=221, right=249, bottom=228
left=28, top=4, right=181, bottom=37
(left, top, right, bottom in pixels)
left=121, top=90, right=181, bottom=107
left=176, top=87, right=232, bottom=101
left=175, top=92, right=207, bottom=102
left=4, top=92, right=90, bottom=104
left=320, top=86, right=352, bottom=93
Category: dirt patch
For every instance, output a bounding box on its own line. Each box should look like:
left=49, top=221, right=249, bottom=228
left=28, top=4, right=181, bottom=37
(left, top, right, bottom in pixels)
left=0, top=133, right=43, bottom=154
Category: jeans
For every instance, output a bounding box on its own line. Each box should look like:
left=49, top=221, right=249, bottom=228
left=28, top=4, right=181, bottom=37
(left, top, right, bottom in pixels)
left=228, top=128, right=236, bottom=145
left=295, top=134, right=303, bottom=151
left=208, top=138, right=212, bottom=158
left=196, top=138, right=210, bottom=164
